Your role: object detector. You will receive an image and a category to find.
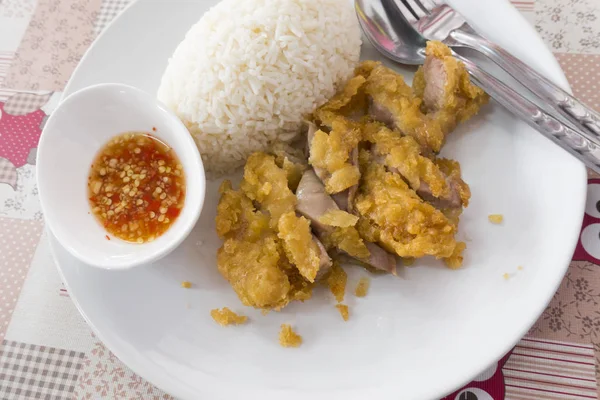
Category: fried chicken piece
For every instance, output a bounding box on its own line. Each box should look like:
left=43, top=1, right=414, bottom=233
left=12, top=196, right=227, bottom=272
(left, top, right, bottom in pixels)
left=434, top=158, right=471, bottom=209
left=413, top=41, right=488, bottom=128
left=216, top=181, right=292, bottom=309
left=271, top=141, right=307, bottom=192
left=217, top=157, right=335, bottom=310
left=240, top=152, right=297, bottom=229
left=217, top=234, right=292, bottom=310
left=295, top=169, right=397, bottom=273
left=278, top=211, right=331, bottom=283
left=306, top=121, right=359, bottom=211
left=216, top=180, right=269, bottom=241
left=308, top=117, right=362, bottom=194
left=363, top=121, right=469, bottom=209
left=295, top=169, right=369, bottom=259
left=363, top=62, right=446, bottom=153
left=354, top=149, right=464, bottom=261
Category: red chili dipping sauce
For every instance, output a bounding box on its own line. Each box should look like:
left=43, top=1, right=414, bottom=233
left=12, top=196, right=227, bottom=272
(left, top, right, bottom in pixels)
left=88, top=132, right=185, bottom=243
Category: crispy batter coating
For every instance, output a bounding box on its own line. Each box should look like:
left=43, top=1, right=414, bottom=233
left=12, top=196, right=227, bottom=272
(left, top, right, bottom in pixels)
left=217, top=234, right=292, bottom=310
left=240, top=152, right=297, bottom=228
left=271, top=142, right=307, bottom=192
left=354, top=150, right=461, bottom=259
left=363, top=121, right=450, bottom=199
left=323, top=226, right=370, bottom=259
left=435, top=158, right=471, bottom=208
left=364, top=62, right=447, bottom=153
left=308, top=117, right=362, bottom=193
left=278, top=212, right=322, bottom=283
left=318, top=209, right=359, bottom=228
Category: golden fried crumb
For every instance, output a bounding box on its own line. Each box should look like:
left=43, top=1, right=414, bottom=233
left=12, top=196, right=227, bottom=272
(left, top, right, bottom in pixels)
left=279, top=324, right=302, bottom=348
left=336, top=304, right=349, bottom=321
left=326, top=262, right=347, bottom=303
left=354, top=277, right=370, bottom=297
left=261, top=309, right=270, bottom=316
left=181, top=281, right=192, bottom=289
left=210, top=307, right=248, bottom=326
left=518, top=266, right=523, bottom=271
left=503, top=273, right=510, bottom=280
left=318, top=209, right=359, bottom=227
left=488, top=214, right=504, bottom=224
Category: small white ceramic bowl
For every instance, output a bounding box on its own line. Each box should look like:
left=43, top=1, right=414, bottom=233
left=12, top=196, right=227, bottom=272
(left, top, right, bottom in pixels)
left=37, top=83, right=205, bottom=270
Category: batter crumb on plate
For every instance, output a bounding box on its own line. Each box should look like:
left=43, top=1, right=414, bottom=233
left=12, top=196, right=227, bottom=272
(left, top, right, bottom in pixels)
left=503, top=273, right=510, bottom=280
left=279, top=324, right=302, bottom=347
left=354, top=277, right=370, bottom=297
left=326, top=262, right=347, bottom=303
left=336, top=304, right=349, bottom=321
left=518, top=266, right=523, bottom=271
left=211, top=307, right=248, bottom=326
left=488, top=214, right=503, bottom=224
left=181, top=281, right=192, bottom=288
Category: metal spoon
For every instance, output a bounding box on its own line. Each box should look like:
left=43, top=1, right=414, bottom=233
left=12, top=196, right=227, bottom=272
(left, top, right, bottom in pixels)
left=354, top=0, right=600, bottom=172
left=356, top=0, right=427, bottom=65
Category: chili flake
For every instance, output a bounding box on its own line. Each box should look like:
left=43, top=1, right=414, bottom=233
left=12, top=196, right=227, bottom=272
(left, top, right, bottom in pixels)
left=88, top=132, right=185, bottom=243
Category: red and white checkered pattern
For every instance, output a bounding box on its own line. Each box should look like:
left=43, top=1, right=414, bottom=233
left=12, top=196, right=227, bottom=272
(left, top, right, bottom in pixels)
left=93, top=0, right=131, bottom=36
left=2, top=92, right=52, bottom=116
left=0, top=340, right=85, bottom=400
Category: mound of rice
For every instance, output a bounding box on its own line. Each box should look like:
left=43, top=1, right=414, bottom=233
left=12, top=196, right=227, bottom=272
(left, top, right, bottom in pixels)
left=157, top=0, right=362, bottom=176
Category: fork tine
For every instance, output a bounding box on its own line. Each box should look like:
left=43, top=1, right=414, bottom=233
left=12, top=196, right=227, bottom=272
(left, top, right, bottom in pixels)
left=394, top=0, right=418, bottom=23
left=415, top=0, right=439, bottom=12
left=403, top=0, right=429, bottom=18
left=410, top=0, right=432, bottom=15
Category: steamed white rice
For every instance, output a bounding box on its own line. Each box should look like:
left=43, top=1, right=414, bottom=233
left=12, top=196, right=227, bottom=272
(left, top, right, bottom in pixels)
left=157, top=0, right=362, bottom=175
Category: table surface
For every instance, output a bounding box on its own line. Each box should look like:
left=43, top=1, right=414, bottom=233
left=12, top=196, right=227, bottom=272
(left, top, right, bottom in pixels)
left=1, top=0, right=600, bottom=399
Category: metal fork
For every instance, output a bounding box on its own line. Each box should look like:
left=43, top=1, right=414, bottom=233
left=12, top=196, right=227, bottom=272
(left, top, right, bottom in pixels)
left=397, top=0, right=600, bottom=144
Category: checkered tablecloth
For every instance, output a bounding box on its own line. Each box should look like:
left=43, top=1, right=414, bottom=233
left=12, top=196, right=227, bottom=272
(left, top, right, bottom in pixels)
left=1, top=0, right=600, bottom=399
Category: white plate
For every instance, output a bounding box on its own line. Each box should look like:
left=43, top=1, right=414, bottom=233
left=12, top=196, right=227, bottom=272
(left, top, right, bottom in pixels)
left=52, top=0, right=587, bottom=399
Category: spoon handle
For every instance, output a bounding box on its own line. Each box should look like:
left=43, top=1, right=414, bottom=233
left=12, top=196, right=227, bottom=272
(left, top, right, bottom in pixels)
left=449, top=28, right=600, bottom=145
left=455, top=53, right=600, bottom=173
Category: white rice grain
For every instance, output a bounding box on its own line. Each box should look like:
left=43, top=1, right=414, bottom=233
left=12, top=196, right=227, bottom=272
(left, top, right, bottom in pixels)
left=157, top=0, right=362, bottom=176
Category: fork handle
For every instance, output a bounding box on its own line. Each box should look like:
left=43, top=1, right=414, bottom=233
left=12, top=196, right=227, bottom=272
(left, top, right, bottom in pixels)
left=449, top=28, right=600, bottom=142
left=454, top=53, right=600, bottom=173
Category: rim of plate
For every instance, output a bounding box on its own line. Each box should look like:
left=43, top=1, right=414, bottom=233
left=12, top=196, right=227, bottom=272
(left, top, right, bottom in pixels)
left=50, top=0, right=588, bottom=398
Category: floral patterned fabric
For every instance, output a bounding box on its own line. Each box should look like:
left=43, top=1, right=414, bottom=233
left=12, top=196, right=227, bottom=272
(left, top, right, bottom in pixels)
left=1, top=0, right=600, bottom=399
